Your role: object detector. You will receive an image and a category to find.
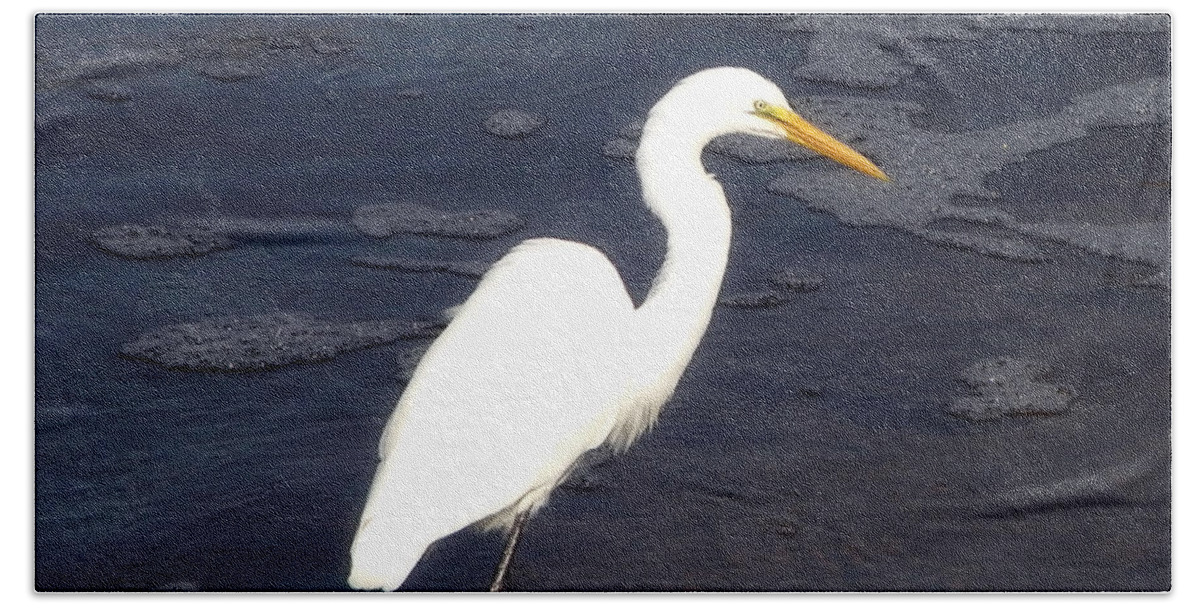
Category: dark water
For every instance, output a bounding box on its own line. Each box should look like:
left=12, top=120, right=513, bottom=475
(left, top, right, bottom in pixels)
left=35, top=14, right=1169, bottom=591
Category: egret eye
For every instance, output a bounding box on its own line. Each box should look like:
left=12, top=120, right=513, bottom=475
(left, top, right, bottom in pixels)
left=753, top=100, right=769, bottom=112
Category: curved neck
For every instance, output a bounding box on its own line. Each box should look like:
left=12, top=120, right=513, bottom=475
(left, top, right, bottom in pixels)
left=632, top=122, right=733, bottom=363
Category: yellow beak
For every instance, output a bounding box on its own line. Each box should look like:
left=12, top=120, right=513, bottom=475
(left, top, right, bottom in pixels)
left=754, top=102, right=890, bottom=181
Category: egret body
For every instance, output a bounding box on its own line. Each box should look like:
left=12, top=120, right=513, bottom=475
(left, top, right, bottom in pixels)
left=348, top=67, right=887, bottom=591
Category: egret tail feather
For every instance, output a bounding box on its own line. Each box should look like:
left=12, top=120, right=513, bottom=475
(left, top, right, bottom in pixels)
left=348, top=518, right=429, bottom=591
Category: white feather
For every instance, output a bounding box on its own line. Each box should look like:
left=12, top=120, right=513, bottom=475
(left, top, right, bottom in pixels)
left=348, top=67, right=881, bottom=590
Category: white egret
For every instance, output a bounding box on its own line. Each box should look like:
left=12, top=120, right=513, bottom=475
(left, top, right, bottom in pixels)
left=348, top=67, right=888, bottom=591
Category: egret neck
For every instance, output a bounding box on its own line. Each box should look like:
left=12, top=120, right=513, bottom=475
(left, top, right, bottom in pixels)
left=627, top=113, right=734, bottom=407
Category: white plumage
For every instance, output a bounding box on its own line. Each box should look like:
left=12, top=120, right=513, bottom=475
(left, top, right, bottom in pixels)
left=349, top=67, right=887, bottom=591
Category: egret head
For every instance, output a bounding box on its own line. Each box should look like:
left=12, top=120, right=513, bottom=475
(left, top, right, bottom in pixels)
left=646, top=67, right=889, bottom=181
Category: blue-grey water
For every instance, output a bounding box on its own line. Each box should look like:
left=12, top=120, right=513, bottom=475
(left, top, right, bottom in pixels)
left=35, top=14, right=1169, bottom=591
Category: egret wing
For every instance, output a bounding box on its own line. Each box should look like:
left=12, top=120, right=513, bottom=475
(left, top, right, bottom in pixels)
left=349, top=237, right=635, bottom=590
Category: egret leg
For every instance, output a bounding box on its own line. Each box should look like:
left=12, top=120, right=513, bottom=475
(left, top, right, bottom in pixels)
left=489, top=509, right=530, bottom=592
